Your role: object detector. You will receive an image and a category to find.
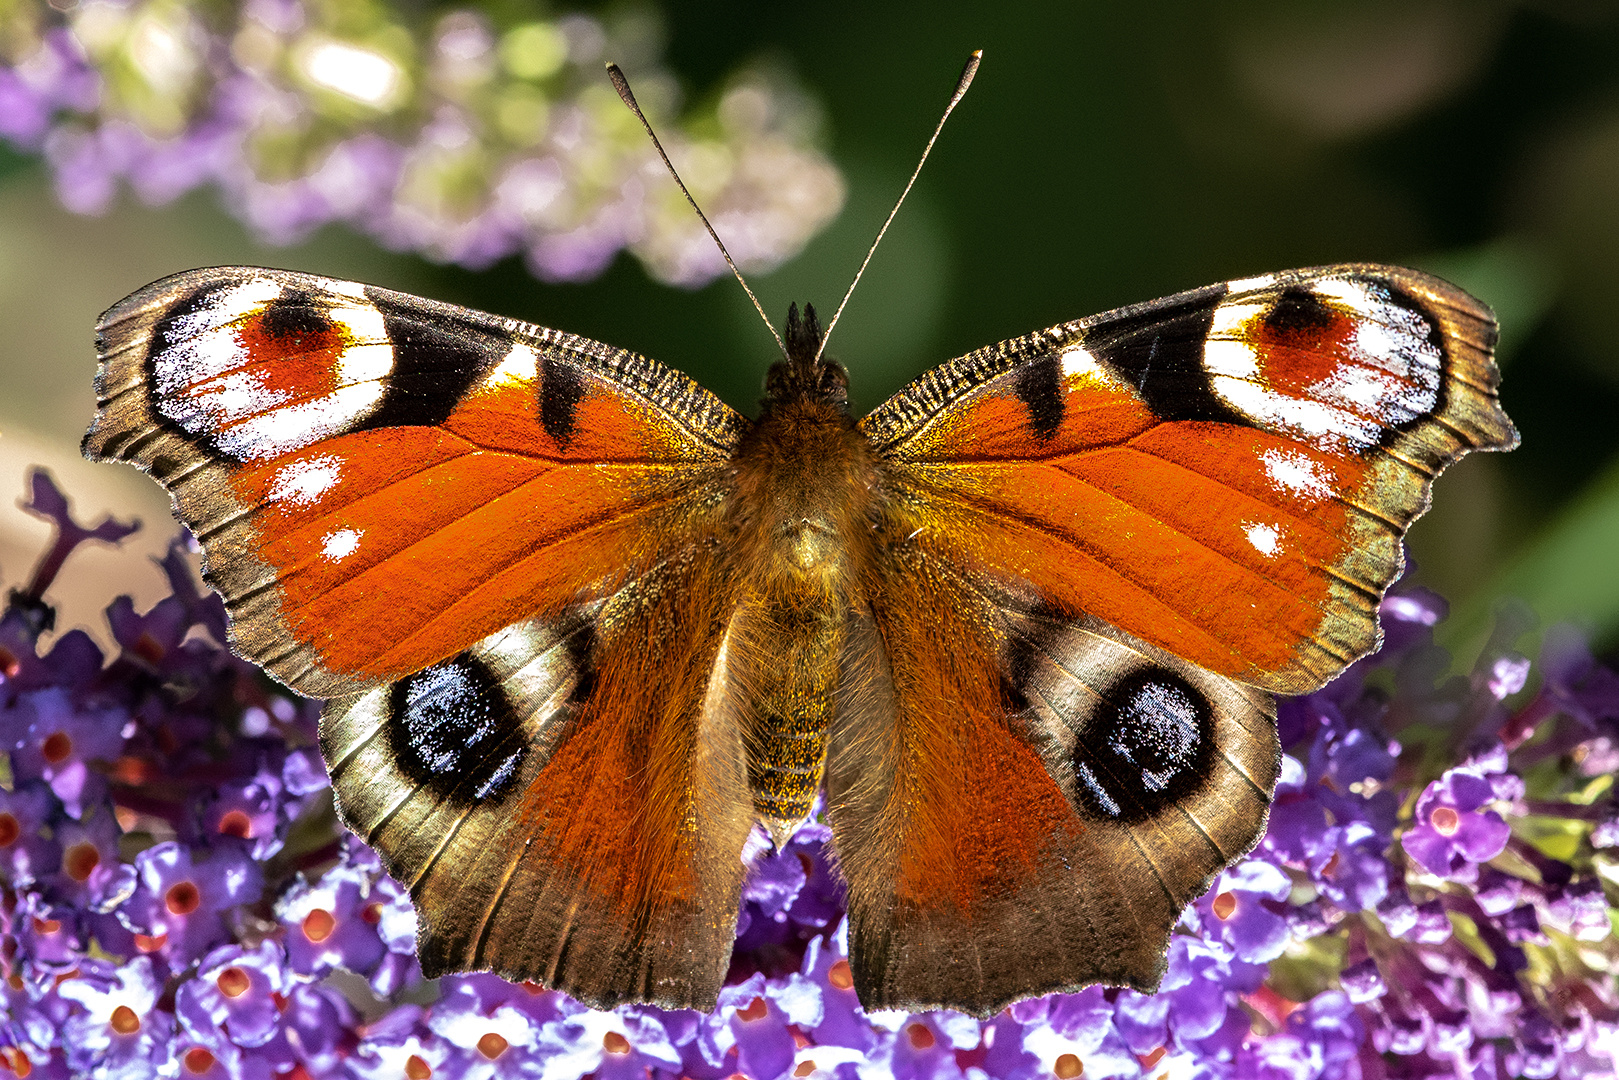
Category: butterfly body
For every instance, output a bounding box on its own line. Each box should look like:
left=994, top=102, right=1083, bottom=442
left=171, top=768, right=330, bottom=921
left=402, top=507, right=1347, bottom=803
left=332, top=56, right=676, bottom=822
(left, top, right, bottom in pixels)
left=85, top=262, right=1515, bottom=1015
left=720, top=305, right=875, bottom=838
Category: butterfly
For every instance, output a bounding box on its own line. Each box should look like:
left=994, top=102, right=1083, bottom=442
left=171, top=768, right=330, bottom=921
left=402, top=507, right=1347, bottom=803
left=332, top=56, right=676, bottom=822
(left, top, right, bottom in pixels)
left=83, top=260, right=1516, bottom=1016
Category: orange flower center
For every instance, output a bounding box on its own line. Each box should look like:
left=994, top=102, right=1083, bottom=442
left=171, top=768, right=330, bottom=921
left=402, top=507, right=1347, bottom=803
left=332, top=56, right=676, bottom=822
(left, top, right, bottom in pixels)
left=737, top=997, right=768, bottom=1022
left=906, top=1023, right=935, bottom=1050
left=0, top=813, right=20, bottom=848
left=63, top=842, right=100, bottom=883
left=132, top=633, right=166, bottom=665
left=827, top=959, right=853, bottom=990
left=216, top=967, right=251, bottom=998
left=301, top=909, right=335, bottom=943
left=404, top=1055, right=432, bottom=1080
left=217, top=810, right=252, bottom=839
left=165, top=881, right=201, bottom=915
left=40, top=732, right=72, bottom=764
left=182, top=1047, right=215, bottom=1074
left=1430, top=806, right=1461, bottom=837
left=476, top=1033, right=508, bottom=1060
left=110, top=1005, right=142, bottom=1035
left=1055, top=1053, right=1084, bottom=1078
left=602, top=1032, right=631, bottom=1055
left=1211, top=891, right=1237, bottom=920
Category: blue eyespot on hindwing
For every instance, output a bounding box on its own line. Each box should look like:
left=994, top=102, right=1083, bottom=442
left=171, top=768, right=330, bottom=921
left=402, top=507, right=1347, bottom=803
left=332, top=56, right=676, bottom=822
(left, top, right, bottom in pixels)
left=388, top=653, right=525, bottom=803
left=1072, top=667, right=1213, bottom=823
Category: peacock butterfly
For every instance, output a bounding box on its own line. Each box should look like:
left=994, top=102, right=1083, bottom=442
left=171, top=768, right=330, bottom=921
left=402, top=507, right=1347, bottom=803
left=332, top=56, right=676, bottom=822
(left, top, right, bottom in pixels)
left=81, top=47, right=1515, bottom=1023
left=83, top=258, right=1515, bottom=1015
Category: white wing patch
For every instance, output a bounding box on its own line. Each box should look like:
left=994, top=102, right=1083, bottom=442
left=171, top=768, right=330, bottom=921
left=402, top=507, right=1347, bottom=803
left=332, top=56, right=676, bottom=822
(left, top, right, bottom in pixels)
left=321, top=528, right=362, bottom=561
left=1060, top=345, right=1124, bottom=389
left=268, top=455, right=344, bottom=507
left=1204, top=278, right=1442, bottom=453
left=1260, top=448, right=1336, bottom=504
left=153, top=283, right=396, bottom=462
left=1242, top=521, right=1282, bottom=557
left=480, top=343, right=540, bottom=393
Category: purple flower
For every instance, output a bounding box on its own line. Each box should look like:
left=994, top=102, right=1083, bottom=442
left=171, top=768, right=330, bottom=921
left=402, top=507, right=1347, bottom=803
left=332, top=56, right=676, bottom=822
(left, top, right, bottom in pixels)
left=735, top=816, right=842, bottom=958
left=1339, top=958, right=1386, bottom=1004
left=274, top=849, right=387, bottom=978
left=1015, top=989, right=1141, bottom=1079
left=173, top=984, right=276, bottom=1080
left=57, top=957, right=177, bottom=1078
left=799, top=921, right=878, bottom=1055
left=0, top=69, right=51, bottom=146
left=3, top=687, right=126, bottom=818
left=1238, top=991, right=1363, bottom=1080
left=174, top=941, right=289, bottom=1049
left=1539, top=624, right=1619, bottom=731
left=533, top=1006, right=684, bottom=1080
left=1160, top=936, right=1266, bottom=1044
left=45, top=807, right=131, bottom=913
left=200, top=752, right=289, bottom=860
left=0, top=7, right=844, bottom=288
left=863, top=1010, right=980, bottom=1080
left=349, top=1006, right=456, bottom=1080
left=1402, top=767, right=1513, bottom=879
left=426, top=981, right=545, bottom=1079
left=117, top=842, right=263, bottom=966
left=0, top=783, right=62, bottom=888
left=15, top=892, right=87, bottom=973
left=693, top=972, right=822, bottom=1080
left=275, top=982, right=360, bottom=1077
left=1196, top=859, right=1291, bottom=963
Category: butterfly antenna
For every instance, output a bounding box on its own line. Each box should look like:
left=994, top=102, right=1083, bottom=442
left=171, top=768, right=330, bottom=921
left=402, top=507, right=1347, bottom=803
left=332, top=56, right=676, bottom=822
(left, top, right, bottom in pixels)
left=607, top=62, right=788, bottom=360
left=814, top=49, right=982, bottom=365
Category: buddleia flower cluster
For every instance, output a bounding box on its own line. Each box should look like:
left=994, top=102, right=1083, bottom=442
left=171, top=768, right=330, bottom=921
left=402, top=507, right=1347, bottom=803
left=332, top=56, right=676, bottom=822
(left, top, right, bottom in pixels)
left=2, top=468, right=1617, bottom=1080
left=0, top=0, right=845, bottom=285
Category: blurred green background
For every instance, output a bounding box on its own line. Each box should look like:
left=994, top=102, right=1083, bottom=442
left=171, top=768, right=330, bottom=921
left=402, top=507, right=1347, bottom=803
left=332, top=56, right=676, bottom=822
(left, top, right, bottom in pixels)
left=2, top=0, right=1617, bottom=667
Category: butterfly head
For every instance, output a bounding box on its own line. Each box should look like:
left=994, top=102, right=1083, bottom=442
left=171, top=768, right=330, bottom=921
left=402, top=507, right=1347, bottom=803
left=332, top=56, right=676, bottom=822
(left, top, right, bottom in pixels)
left=764, top=302, right=850, bottom=413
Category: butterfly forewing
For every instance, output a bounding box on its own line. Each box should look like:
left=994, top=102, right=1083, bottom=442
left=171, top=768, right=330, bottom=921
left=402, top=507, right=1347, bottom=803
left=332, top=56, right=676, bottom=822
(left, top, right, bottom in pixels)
left=84, top=267, right=745, bottom=696
left=859, top=265, right=1517, bottom=695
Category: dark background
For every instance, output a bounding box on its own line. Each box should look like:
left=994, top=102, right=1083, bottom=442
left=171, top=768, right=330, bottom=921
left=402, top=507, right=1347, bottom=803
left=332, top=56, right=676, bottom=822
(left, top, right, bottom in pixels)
left=3, top=0, right=1617, bottom=664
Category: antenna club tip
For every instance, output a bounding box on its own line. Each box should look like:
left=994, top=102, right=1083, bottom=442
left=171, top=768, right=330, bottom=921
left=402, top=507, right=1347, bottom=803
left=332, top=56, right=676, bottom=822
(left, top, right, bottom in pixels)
left=605, top=63, right=637, bottom=107
left=954, top=51, right=982, bottom=97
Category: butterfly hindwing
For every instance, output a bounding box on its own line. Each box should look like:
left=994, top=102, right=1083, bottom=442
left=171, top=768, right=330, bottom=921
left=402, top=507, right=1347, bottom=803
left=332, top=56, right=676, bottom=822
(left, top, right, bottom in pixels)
left=321, top=550, right=754, bottom=1010
left=859, top=265, right=1517, bottom=695
left=829, top=553, right=1278, bottom=1014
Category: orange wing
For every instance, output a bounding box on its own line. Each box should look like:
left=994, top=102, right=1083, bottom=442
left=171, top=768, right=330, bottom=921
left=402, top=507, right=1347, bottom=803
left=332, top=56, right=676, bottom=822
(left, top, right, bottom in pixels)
left=831, top=265, right=1515, bottom=1011
left=85, top=267, right=757, bottom=1009
left=84, top=267, right=744, bottom=697
left=830, top=559, right=1278, bottom=1013
left=859, top=265, right=1517, bottom=695
left=320, top=547, right=754, bottom=1009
